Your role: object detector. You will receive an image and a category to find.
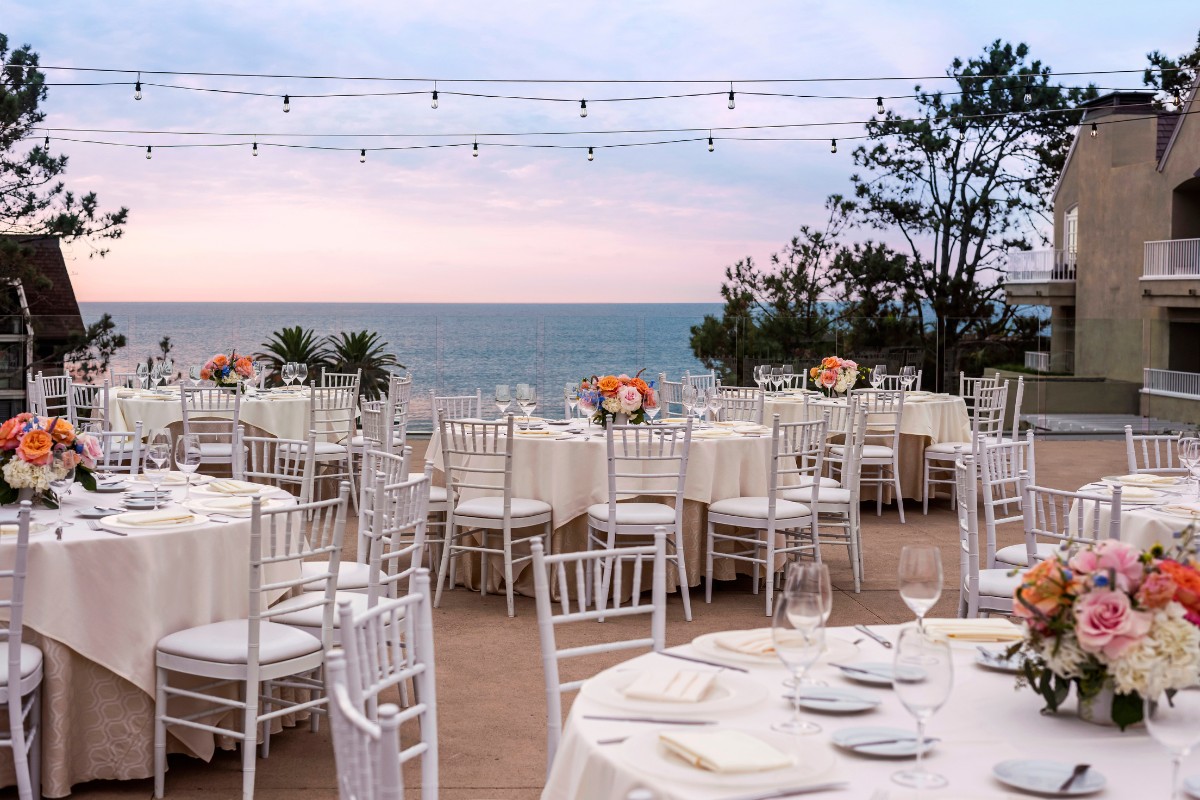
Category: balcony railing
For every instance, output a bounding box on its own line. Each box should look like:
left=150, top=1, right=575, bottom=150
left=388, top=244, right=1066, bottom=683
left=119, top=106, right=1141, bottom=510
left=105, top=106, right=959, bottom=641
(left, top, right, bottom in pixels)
left=1025, top=351, right=1051, bottom=372
left=1006, top=249, right=1076, bottom=282
left=1143, top=368, right=1200, bottom=400
left=1144, top=238, right=1200, bottom=278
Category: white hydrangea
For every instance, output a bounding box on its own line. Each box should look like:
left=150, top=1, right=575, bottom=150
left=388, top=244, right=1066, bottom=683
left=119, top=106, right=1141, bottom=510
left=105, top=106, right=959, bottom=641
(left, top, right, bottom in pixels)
left=601, top=397, right=622, bottom=414
left=834, top=374, right=849, bottom=393
left=1111, top=604, right=1200, bottom=697
left=2, top=459, right=53, bottom=491
left=1036, top=633, right=1089, bottom=680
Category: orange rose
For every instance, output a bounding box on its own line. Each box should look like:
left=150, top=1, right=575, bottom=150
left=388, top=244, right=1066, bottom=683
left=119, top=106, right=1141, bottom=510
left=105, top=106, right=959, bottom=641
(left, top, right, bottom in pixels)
left=212, top=354, right=229, bottom=368
left=0, top=417, right=24, bottom=450
left=809, top=367, right=820, bottom=378
left=821, top=356, right=839, bottom=369
left=200, top=367, right=212, bottom=380
left=596, top=375, right=620, bottom=393
left=48, top=417, right=75, bottom=445
left=1160, top=560, right=1200, bottom=615
left=630, top=378, right=650, bottom=395
left=1013, top=558, right=1077, bottom=624
left=17, top=429, right=54, bottom=466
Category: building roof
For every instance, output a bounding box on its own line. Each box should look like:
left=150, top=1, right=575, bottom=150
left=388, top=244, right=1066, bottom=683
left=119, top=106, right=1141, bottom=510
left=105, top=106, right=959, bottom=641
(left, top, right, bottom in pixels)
left=1158, top=72, right=1200, bottom=172
left=1079, top=90, right=1159, bottom=114
left=0, top=235, right=85, bottom=342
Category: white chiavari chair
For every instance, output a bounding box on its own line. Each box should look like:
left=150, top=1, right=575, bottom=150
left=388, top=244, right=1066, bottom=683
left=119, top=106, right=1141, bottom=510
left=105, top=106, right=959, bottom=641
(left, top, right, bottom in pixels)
left=875, top=370, right=923, bottom=392
left=154, top=484, right=350, bottom=800
left=236, top=430, right=317, bottom=502
left=1124, top=424, right=1189, bottom=474
left=93, top=422, right=144, bottom=475
left=322, top=369, right=362, bottom=393
left=979, top=432, right=1043, bottom=569
left=429, top=390, right=482, bottom=430
left=684, top=371, right=718, bottom=393
left=336, top=568, right=439, bottom=799
left=304, top=385, right=360, bottom=509
left=717, top=387, right=764, bottom=424
left=326, top=651, right=404, bottom=800
left=0, top=502, right=42, bottom=800
left=1000, top=375, right=1025, bottom=444
left=706, top=416, right=824, bottom=616
left=68, top=381, right=108, bottom=429
left=656, top=373, right=683, bottom=416
left=109, top=370, right=141, bottom=390
left=846, top=388, right=907, bottom=521
left=588, top=421, right=693, bottom=620
left=922, top=382, right=1008, bottom=513
left=180, top=386, right=242, bottom=473
left=959, top=371, right=1001, bottom=417
left=35, top=373, right=70, bottom=418
left=532, top=531, right=665, bottom=775
left=1021, top=481, right=1122, bottom=564
left=807, top=394, right=857, bottom=490
left=354, top=448, right=411, bottom=570
left=25, top=376, right=41, bottom=417
left=434, top=417, right=553, bottom=617
left=955, top=455, right=1018, bottom=618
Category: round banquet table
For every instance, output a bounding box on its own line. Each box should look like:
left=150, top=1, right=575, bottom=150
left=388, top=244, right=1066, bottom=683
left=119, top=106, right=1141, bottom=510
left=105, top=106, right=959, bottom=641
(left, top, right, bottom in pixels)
left=764, top=391, right=971, bottom=501
left=1070, top=477, right=1200, bottom=552
left=426, top=421, right=796, bottom=596
left=0, top=479, right=299, bottom=797
left=543, top=623, right=1189, bottom=799
left=102, top=386, right=312, bottom=441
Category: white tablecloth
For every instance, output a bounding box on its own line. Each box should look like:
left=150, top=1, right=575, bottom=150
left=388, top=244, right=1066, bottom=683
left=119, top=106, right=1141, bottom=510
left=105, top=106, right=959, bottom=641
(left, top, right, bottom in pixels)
left=1071, top=479, right=1199, bottom=552
left=545, top=623, right=1190, bottom=798
left=104, top=387, right=311, bottom=440
left=0, top=481, right=300, bottom=796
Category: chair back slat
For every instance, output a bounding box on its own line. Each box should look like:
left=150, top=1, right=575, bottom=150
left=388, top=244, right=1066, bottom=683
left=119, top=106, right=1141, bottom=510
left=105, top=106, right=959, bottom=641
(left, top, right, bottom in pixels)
left=978, top=431, right=1036, bottom=567
left=309, top=386, right=358, bottom=446
left=237, top=430, right=317, bottom=502
left=36, top=373, right=71, bottom=418
left=322, top=369, right=362, bottom=394
left=1125, top=424, right=1188, bottom=474
left=1022, top=481, right=1122, bottom=563
left=440, top=417, right=514, bottom=506
left=718, top=388, right=764, bottom=424
left=430, top=390, right=482, bottom=430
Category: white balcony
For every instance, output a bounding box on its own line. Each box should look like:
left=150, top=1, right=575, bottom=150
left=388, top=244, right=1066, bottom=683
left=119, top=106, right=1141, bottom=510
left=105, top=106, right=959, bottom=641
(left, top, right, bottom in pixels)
left=1144, top=238, right=1200, bottom=278
left=1025, top=351, right=1050, bottom=372
left=1005, top=249, right=1076, bottom=282
left=1142, top=368, right=1200, bottom=400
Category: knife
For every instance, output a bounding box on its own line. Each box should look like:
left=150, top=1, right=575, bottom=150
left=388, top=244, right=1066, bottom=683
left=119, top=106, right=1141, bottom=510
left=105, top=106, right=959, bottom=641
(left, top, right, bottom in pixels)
left=582, top=714, right=716, bottom=725
left=854, top=625, right=893, bottom=648
left=716, top=781, right=850, bottom=800
left=828, top=663, right=888, bottom=678
left=657, top=650, right=750, bottom=674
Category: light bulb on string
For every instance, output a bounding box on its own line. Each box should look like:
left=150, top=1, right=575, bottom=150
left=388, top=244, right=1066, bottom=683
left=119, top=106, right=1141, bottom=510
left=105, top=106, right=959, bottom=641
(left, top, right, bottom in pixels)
left=145, top=146, right=152, bottom=160
left=727, top=82, right=735, bottom=110
left=580, top=99, right=588, bottom=118
left=875, top=96, right=884, bottom=116
left=359, top=149, right=366, bottom=163
left=587, top=147, right=594, bottom=161
left=252, top=141, right=258, bottom=157
left=1090, top=122, right=1098, bottom=138
left=830, top=139, right=837, bottom=154
left=472, top=139, right=479, bottom=158
left=431, top=81, right=439, bottom=109
left=708, top=132, right=714, bottom=152
left=1023, top=84, right=1032, bottom=104
left=1173, top=89, right=1184, bottom=107
left=43, top=132, right=49, bottom=148
left=283, top=94, right=290, bottom=113
left=134, top=73, right=142, bottom=101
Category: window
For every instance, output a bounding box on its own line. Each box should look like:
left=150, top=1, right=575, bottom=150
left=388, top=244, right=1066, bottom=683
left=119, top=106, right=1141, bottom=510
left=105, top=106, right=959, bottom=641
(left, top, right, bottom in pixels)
left=1064, top=206, right=1078, bottom=267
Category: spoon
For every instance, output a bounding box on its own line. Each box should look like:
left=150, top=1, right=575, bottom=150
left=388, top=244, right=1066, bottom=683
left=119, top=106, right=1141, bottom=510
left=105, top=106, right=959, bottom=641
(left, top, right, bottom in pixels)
left=1058, top=763, right=1090, bottom=792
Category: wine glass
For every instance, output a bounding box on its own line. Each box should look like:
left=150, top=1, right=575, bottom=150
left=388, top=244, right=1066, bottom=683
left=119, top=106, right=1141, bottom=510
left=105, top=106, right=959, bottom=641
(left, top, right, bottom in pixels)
left=494, top=385, right=513, bottom=418
left=899, top=545, right=943, bottom=630
left=281, top=362, right=296, bottom=388
left=872, top=364, right=887, bottom=389
left=644, top=388, right=661, bottom=424
left=136, top=362, right=149, bottom=390
left=771, top=567, right=826, bottom=735
left=516, top=383, right=537, bottom=418
left=891, top=627, right=953, bottom=790
left=783, top=561, right=832, bottom=689
left=705, top=387, right=723, bottom=425
left=150, top=362, right=164, bottom=390
left=145, top=443, right=171, bottom=510
left=577, top=389, right=596, bottom=424
left=781, top=365, right=794, bottom=391
left=174, top=434, right=202, bottom=501
left=49, top=453, right=77, bottom=531
left=188, top=365, right=203, bottom=386
left=162, top=358, right=174, bottom=383
left=899, top=365, right=917, bottom=391
left=564, top=383, right=579, bottom=419
left=752, top=365, right=765, bottom=391
left=1145, top=681, right=1200, bottom=800
left=681, top=384, right=697, bottom=422
left=296, top=362, right=309, bottom=386
left=1180, top=437, right=1200, bottom=499
left=770, top=367, right=783, bottom=394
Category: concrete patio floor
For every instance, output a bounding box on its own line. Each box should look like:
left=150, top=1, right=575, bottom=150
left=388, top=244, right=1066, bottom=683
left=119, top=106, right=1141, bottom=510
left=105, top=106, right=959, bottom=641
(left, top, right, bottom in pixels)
left=45, top=438, right=1128, bottom=800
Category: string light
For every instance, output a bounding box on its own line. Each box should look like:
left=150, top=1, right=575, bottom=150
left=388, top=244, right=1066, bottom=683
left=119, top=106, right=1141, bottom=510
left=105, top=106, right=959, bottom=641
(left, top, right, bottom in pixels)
left=145, top=145, right=152, bottom=159
left=359, top=148, right=366, bottom=163
left=431, top=81, right=439, bottom=109
left=472, top=138, right=478, bottom=157
left=830, top=138, right=837, bottom=153
left=1090, top=122, right=1098, bottom=137
left=587, top=146, right=594, bottom=161
left=134, top=72, right=142, bottom=101
left=252, top=140, right=258, bottom=156
left=875, top=96, right=884, bottom=115
left=708, top=131, right=714, bottom=152
left=283, top=94, right=290, bottom=113
left=1023, top=84, right=1033, bottom=104
left=580, top=99, right=588, bottom=118
left=727, top=82, right=735, bottom=110
left=43, top=132, right=49, bottom=148
left=1173, top=89, right=1184, bottom=107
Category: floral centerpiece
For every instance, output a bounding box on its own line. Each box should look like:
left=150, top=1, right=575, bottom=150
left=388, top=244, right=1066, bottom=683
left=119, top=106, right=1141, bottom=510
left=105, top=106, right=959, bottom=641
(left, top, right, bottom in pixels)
left=201, top=351, right=256, bottom=389
left=579, top=371, right=657, bottom=427
left=1012, top=535, right=1200, bottom=729
left=808, top=356, right=868, bottom=397
left=0, top=414, right=99, bottom=505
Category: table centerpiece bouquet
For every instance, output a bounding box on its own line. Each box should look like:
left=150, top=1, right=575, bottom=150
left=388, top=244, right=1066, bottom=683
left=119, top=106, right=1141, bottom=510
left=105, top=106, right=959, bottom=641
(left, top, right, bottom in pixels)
left=200, top=351, right=256, bottom=390
left=0, top=414, right=100, bottom=505
left=808, top=356, right=868, bottom=397
left=578, top=371, right=657, bottom=427
left=1011, top=533, right=1200, bottom=729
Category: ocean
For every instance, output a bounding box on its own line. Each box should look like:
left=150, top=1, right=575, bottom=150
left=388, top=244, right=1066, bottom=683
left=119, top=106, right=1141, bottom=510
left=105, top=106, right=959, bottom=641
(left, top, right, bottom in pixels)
left=79, top=302, right=721, bottom=429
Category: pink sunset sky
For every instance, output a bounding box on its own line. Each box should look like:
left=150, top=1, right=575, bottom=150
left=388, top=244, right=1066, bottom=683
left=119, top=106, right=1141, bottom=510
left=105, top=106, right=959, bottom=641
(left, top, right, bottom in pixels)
left=7, top=1, right=1195, bottom=303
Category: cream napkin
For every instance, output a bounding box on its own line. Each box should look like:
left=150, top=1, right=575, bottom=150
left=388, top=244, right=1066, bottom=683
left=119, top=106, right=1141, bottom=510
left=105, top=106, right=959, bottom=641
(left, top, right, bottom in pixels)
left=139, top=471, right=188, bottom=485
left=1117, top=474, right=1179, bottom=486
left=202, top=497, right=256, bottom=510
left=659, top=730, right=791, bottom=774
left=714, top=630, right=775, bottom=657
left=1163, top=503, right=1200, bottom=517
left=515, top=430, right=555, bottom=436
left=922, top=618, right=1024, bottom=642
left=692, top=429, right=735, bottom=439
left=119, top=510, right=196, bottom=527
left=663, top=417, right=690, bottom=424
left=1101, top=485, right=1157, bottom=499
left=622, top=670, right=715, bottom=704
left=734, top=424, right=769, bottom=435
left=207, top=479, right=265, bottom=495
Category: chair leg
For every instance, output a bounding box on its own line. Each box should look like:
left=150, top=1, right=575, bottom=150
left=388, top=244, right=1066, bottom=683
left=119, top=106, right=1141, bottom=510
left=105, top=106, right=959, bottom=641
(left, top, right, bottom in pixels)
left=154, top=666, right=167, bottom=798
left=28, top=687, right=40, bottom=800
left=672, top=528, right=692, bottom=622
left=479, top=529, right=490, bottom=599
left=9, top=686, right=32, bottom=800
left=434, top=519, right=455, bottom=608
left=503, top=528, right=516, bottom=618
left=705, top=521, right=715, bottom=604
left=922, top=459, right=930, bottom=515
left=893, top=466, right=906, bottom=524
left=764, top=528, right=776, bottom=617
left=241, top=680, right=260, bottom=800
left=259, top=681, right=272, bottom=757
left=876, top=467, right=884, bottom=516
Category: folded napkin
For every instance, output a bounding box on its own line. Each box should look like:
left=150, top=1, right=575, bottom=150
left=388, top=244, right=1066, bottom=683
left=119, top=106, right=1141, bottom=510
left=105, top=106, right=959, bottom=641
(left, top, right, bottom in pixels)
left=1163, top=503, right=1200, bottom=517
left=713, top=421, right=740, bottom=428
left=0, top=525, right=20, bottom=536
left=1101, top=485, right=1157, bottom=499
left=692, top=429, right=735, bottom=439
left=139, top=471, right=188, bottom=485
left=734, top=425, right=769, bottom=435
left=659, top=730, right=791, bottom=774
left=207, top=479, right=264, bottom=495
left=1117, top=473, right=1179, bottom=486
left=623, top=669, right=716, bottom=703
left=714, top=630, right=775, bottom=657
left=119, top=510, right=196, bottom=527
left=663, top=417, right=691, bottom=424
left=201, top=496, right=256, bottom=510
left=922, top=618, right=1024, bottom=642
left=515, top=429, right=555, bottom=436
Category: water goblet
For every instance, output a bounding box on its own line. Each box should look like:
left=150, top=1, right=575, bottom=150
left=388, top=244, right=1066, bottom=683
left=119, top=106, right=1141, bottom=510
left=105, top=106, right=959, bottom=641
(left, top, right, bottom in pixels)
left=189, top=365, right=203, bottom=386
left=281, top=362, right=297, bottom=388
left=174, top=434, right=202, bottom=501
left=891, top=627, right=953, bottom=790
left=1145, top=681, right=1200, bottom=800
left=771, top=570, right=826, bottom=735
left=495, top=385, right=513, bottom=418
left=781, top=365, right=794, bottom=390
left=770, top=367, right=783, bottom=394
left=899, top=365, right=917, bottom=391
left=136, top=362, right=149, bottom=390
left=296, top=362, right=309, bottom=386
left=1180, top=437, right=1200, bottom=499
left=644, top=386, right=661, bottom=424
left=872, top=364, right=887, bottom=389
left=783, top=562, right=832, bottom=689
left=577, top=389, right=596, bottom=424
left=899, top=545, right=943, bottom=631
left=145, top=443, right=171, bottom=510
left=752, top=365, right=765, bottom=391
left=705, top=387, right=723, bottom=425
left=681, top=384, right=697, bottom=422
left=150, top=362, right=164, bottom=389
left=565, top=383, right=579, bottom=419
left=49, top=454, right=77, bottom=531
left=516, top=384, right=537, bottom=418
left=162, top=358, right=174, bottom=383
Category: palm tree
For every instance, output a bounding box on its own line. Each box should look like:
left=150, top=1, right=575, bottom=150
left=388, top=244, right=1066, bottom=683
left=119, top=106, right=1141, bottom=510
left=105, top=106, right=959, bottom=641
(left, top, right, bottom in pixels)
left=326, top=330, right=402, bottom=400
left=257, top=326, right=332, bottom=387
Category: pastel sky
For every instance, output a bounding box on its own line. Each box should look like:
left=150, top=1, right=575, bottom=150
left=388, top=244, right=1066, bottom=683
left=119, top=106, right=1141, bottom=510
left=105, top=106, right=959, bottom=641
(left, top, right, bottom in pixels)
left=4, top=1, right=1196, bottom=303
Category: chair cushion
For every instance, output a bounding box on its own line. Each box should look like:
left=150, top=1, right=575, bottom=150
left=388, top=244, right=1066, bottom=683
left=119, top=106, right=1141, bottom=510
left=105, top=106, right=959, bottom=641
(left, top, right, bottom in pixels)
left=780, top=487, right=852, bottom=506
left=270, top=591, right=369, bottom=628
left=157, top=620, right=321, bottom=664
left=301, top=561, right=385, bottom=591
left=586, top=502, right=675, bottom=526
left=281, top=441, right=348, bottom=456
left=350, top=434, right=368, bottom=447
left=995, top=542, right=1060, bottom=568
left=453, top=496, right=552, bottom=519
left=428, top=486, right=448, bottom=504
left=198, top=443, right=234, bottom=457
left=0, top=643, right=42, bottom=684
left=830, top=444, right=894, bottom=459
left=977, top=569, right=1022, bottom=599
left=795, top=475, right=840, bottom=489
left=925, top=441, right=972, bottom=456
left=708, top=497, right=812, bottom=520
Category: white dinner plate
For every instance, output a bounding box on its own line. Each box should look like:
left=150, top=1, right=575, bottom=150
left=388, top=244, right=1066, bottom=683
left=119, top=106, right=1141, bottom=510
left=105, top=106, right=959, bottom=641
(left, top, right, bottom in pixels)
left=1155, top=505, right=1200, bottom=522
left=100, top=512, right=211, bottom=534
left=1183, top=775, right=1200, bottom=799
left=691, top=630, right=860, bottom=665
left=1101, top=474, right=1185, bottom=488
left=190, top=481, right=281, bottom=499
left=992, top=759, right=1106, bottom=796
left=186, top=497, right=289, bottom=517
left=787, top=686, right=881, bottom=714
left=1094, top=487, right=1172, bottom=504
left=580, top=668, right=768, bottom=715
left=128, top=472, right=212, bottom=486
left=831, top=726, right=936, bottom=758
left=617, top=728, right=837, bottom=789
left=831, top=661, right=923, bottom=686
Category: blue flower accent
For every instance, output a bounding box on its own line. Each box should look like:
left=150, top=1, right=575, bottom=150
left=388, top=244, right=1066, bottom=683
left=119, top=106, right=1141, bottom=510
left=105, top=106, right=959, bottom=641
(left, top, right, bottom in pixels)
left=1094, top=574, right=1109, bottom=588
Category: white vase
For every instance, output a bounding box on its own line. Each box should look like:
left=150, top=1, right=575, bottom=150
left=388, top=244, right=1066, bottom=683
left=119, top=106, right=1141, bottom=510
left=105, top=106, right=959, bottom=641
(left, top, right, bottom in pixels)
left=1076, top=683, right=1116, bottom=726
left=612, top=412, right=630, bottom=427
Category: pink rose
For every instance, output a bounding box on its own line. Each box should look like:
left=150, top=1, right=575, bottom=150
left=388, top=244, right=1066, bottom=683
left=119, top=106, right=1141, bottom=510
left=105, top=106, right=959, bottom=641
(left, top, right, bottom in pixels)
left=77, top=433, right=103, bottom=468
left=842, top=360, right=857, bottom=370
left=819, top=369, right=838, bottom=389
left=1074, top=590, right=1152, bottom=659
left=617, top=384, right=642, bottom=413
left=1071, top=540, right=1143, bottom=592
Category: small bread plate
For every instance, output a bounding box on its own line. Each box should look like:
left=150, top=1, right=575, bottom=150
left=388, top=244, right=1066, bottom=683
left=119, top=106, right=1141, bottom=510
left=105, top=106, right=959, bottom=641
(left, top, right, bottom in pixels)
left=992, top=759, right=1106, bottom=796
left=831, top=662, right=911, bottom=686
left=0, top=521, right=51, bottom=538
left=786, top=686, right=881, bottom=714
left=186, top=497, right=289, bottom=517
left=975, top=646, right=1026, bottom=674
left=831, top=726, right=936, bottom=759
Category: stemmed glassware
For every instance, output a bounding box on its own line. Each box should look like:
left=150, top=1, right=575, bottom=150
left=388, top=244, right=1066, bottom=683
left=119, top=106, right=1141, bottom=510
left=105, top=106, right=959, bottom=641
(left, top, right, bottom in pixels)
left=753, top=365, right=766, bottom=392
left=781, top=365, right=794, bottom=391
left=564, top=383, right=579, bottom=419
left=188, top=365, right=203, bottom=386
left=174, top=434, right=202, bottom=501
left=681, top=384, right=697, bottom=422
left=644, top=391, right=660, bottom=424
left=770, top=367, right=783, bottom=394
left=899, top=545, right=943, bottom=631
left=771, top=562, right=827, bottom=735
left=899, top=365, right=917, bottom=391
left=145, top=440, right=171, bottom=510
left=296, top=362, right=309, bottom=387
left=494, top=385, right=513, bottom=418
left=49, top=453, right=76, bottom=531
left=783, top=562, right=832, bottom=689
left=891, top=627, right=953, bottom=790
left=161, top=358, right=174, bottom=384
left=150, top=362, right=164, bottom=390
left=1144, top=681, right=1200, bottom=800
left=1179, top=436, right=1200, bottom=499
left=872, top=365, right=887, bottom=389
left=705, top=387, right=723, bottom=425
left=281, top=362, right=297, bottom=388
left=136, top=362, right=149, bottom=390
left=516, top=384, right=537, bottom=418
left=577, top=388, right=596, bottom=424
